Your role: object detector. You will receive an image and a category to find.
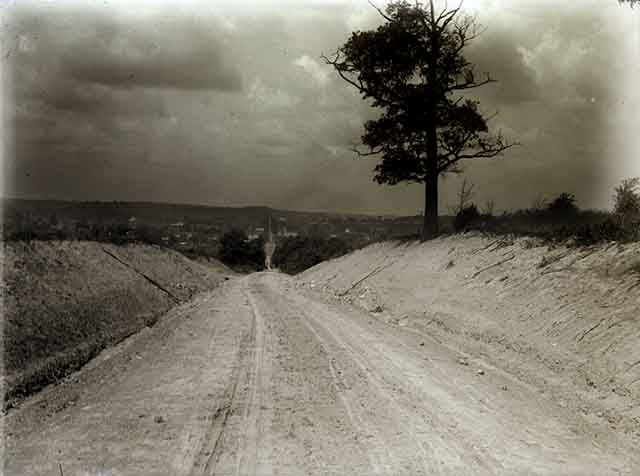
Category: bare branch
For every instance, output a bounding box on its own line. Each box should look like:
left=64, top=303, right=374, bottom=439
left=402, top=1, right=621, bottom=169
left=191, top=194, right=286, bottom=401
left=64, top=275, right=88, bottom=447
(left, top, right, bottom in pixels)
left=453, top=177, right=475, bottom=214
left=368, top=0, right=392, bottom=21
left=350, top=145, right=383, bottom=157
left=437, top=0, right=464, bottom=32
left=438, top=141, right=518, bottom=173
left=447, top=73, right=496, bottom=92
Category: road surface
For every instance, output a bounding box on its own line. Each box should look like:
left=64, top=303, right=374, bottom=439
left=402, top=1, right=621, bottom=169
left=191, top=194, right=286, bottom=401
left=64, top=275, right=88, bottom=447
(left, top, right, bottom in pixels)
left=4, top=273, right=638, bottom=475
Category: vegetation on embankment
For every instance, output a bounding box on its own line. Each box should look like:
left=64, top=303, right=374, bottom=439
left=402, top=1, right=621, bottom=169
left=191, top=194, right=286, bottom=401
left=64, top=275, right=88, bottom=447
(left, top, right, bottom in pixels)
left=1, top=240, right=232, bottom=406
left=272, top=236, right=353, bottom=274
left=449, top=181, right=640, bottom=246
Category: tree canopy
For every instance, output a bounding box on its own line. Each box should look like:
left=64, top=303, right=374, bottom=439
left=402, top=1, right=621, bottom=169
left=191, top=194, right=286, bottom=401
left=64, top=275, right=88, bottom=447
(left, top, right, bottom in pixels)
left=323, top=0, right=515, bottom=239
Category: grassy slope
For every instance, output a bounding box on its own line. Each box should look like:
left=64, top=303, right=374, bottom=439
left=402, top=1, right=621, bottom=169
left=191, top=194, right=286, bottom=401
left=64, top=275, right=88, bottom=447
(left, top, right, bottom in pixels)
left=2, top=241, right=233, bottom=403
left=300, top=234, right=640, bottom=438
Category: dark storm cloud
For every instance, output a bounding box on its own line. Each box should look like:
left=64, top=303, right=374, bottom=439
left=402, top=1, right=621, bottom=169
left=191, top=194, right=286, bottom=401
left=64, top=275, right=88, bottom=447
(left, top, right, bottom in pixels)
left=60, top=21, right=242, bottom=92
left=9, top=4, right=242, bottom=92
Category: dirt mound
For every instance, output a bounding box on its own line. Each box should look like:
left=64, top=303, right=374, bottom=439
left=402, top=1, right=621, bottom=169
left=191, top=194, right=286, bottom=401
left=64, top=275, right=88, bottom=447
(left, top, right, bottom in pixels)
left=1, top=240, right=233, bottom=404
left=299, top=234, right=640, bottom=442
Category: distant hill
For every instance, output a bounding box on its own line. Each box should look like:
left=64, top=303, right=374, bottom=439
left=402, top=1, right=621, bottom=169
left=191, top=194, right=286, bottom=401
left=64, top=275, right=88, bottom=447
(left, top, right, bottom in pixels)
left=1, top=198, right=431, bottom=242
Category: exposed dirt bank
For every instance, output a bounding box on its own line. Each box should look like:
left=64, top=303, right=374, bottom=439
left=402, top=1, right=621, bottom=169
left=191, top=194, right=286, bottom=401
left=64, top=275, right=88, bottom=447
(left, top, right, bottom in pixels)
left=1, top=240, right=233, bottom=403
left=299, top=234, right=640, bottom=444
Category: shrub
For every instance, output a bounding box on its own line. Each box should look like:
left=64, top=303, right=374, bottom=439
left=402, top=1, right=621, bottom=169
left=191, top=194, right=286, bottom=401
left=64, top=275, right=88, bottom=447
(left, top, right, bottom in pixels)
left=272, top=236, right=352, bottom=274
left=546, top=192, right=579, bottom=217
left=573, top=218, right=628, bottom=246
left=218, top=229, right=265, bottom=271
left=613, top=177, right=640, bottom=237
left=454, top=204, right=481, bottom=232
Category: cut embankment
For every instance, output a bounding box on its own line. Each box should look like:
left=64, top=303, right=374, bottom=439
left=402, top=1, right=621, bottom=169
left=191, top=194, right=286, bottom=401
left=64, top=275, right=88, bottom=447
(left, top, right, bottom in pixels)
left=299, top=234, right=640, bottom=440
left=2, top=241, right=233, bottom=404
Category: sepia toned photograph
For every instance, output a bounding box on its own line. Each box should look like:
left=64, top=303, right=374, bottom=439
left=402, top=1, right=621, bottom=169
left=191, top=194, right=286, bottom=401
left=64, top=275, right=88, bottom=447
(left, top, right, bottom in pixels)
left=1, top=0, right=639, bottom=474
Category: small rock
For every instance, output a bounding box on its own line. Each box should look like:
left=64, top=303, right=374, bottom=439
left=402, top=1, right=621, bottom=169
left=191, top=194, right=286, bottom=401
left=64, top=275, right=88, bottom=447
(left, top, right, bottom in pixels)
left=457, top=358, right=469, bottom=366
left=372, top=305, right=384, bottom=313
left=500, top=385, right=508, bottom=391
left=154, top=416, right=166, bottom=424
left=419, top=342, right=425, bottom=347
left=477, top=369, right=485, bottom=376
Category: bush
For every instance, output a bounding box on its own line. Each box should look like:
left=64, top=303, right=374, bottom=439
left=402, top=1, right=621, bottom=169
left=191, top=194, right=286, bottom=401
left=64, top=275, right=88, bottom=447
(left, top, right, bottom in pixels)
left=546, top=192, right=579, bottom=216
left=218, top=229, right=265, bottom=271
left=272, top=236, right=352, bottom=274
left=454, top=204, right=481, bottom=232
left=573, top=218, right=628, bottom=246
left=613, top=177, right=640, bottom=237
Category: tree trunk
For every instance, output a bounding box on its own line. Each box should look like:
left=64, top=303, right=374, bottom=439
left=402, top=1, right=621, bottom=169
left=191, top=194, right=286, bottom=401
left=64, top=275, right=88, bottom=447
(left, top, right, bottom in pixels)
left=422, top=4, right=440, bottom=242
left=422, top=172, right=439, bottom=241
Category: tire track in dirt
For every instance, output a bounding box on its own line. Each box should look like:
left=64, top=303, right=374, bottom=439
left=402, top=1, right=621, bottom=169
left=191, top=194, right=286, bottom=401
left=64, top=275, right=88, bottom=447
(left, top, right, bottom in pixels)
left=255, top=275, right=436, bottom=475
left=291, top=295, right=501, bottom=475
left=188, top=280, right=263, bottom=476
left=194, top=278, right=274, bottom=476
left=284, top=293, right=450, bottom=475
left=300, top=311, right=422, bottom=475
left=188, top=327, right=251, bottom=476
left=246, top=274, right=375, bottom=475
left=239, top=281, right=273, bottom=476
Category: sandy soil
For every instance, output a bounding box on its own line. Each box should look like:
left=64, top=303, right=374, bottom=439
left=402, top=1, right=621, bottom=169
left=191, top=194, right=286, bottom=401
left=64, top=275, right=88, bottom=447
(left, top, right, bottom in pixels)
left=4, top=271, right=638, bottom=475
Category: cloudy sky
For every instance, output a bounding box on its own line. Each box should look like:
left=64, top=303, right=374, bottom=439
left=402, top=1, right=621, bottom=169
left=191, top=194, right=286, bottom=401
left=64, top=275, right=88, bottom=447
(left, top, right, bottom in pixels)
left=2, top=0, right=640, bottom=214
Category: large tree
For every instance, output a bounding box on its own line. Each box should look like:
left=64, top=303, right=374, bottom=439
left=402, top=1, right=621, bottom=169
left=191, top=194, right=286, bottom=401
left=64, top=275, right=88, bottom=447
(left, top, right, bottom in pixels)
left=323, top=0, right=515, bottom=240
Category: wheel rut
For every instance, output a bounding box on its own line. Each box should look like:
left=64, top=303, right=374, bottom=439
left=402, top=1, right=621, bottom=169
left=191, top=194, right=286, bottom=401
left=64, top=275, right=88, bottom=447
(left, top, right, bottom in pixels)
left=189, top=281, right=265, bottom=476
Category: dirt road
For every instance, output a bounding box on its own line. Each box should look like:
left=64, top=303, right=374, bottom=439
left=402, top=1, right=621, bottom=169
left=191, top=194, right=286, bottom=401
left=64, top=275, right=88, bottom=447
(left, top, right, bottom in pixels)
left=4, top=273, right=638, bottom=475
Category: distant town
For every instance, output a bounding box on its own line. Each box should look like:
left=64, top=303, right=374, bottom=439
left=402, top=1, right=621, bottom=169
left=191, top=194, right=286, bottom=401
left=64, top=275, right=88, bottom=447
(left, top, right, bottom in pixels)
left=2, top=198, right=427, bottom=255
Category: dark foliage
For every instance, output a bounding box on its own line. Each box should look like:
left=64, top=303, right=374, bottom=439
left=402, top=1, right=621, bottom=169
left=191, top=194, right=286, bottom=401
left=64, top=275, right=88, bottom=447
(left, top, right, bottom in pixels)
left=572, top=218, right=630, bottom=246
left=454, top=204, right=481, bottom=232
left=218, top=229, right=265, bottom=271
left=546, top=193, right=578, bottom=217
left=613, top=178, right=640, bottom=234
left=451, top=195, right=636, bottom=246
left=272, top=236, right=352, bottom=274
